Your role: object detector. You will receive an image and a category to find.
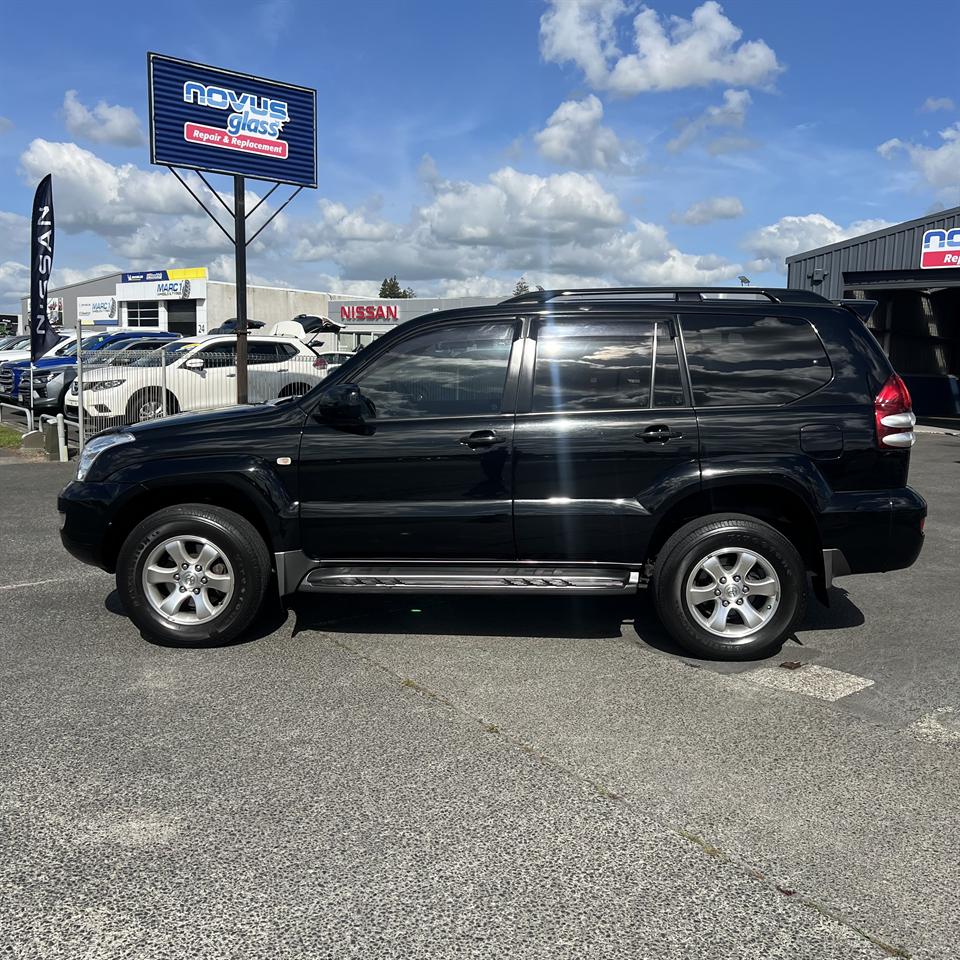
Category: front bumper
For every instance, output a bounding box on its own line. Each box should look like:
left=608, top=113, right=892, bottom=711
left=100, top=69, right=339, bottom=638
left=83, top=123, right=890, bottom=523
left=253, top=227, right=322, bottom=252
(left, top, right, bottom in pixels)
left=58, top=479, right=137, bottom=572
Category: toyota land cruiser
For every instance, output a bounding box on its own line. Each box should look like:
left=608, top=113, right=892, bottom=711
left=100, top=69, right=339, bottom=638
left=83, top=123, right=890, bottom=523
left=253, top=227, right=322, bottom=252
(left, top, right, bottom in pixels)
left=58, top=288, right=926, bottom=659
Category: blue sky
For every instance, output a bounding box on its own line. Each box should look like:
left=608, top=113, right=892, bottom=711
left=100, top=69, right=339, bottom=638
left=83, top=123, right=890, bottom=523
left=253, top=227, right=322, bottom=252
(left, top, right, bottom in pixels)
left=1, top=0, right=958, bottom=311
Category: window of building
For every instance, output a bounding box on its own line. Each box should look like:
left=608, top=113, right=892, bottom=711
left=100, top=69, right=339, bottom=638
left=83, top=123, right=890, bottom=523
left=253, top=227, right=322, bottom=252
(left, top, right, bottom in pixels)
left=355, top=322, right=515, bottom=420
left=126, top=301, right=160, bottom=327
left=533, top=321, right=685, bottom=412
left=681, top=314, right=832, bottom=406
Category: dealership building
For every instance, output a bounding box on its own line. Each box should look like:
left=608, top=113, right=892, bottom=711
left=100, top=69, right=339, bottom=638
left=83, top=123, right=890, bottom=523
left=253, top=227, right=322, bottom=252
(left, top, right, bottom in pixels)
left=19, top=268, right=500, bottom=351
left=789, top=205, right=960, bottom=414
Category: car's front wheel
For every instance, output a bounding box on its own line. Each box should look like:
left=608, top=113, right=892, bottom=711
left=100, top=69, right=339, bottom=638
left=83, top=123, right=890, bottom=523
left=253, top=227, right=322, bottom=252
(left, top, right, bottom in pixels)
left=652, top=514, right=807, bottom=660
left=116, top=504, right=271, bottom=646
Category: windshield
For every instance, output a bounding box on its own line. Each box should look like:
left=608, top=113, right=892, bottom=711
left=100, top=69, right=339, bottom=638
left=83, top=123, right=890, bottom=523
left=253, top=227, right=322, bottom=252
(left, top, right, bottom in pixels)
left=131, top=341, right=196, bottom=366
left=60, top=335, right=107, bottom=358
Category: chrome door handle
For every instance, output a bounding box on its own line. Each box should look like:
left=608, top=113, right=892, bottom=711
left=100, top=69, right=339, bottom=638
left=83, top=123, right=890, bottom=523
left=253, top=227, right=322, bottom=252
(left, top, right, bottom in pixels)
left=638, top=424, right=683, bottom=443
left=460, top=429, right=507, bottom=448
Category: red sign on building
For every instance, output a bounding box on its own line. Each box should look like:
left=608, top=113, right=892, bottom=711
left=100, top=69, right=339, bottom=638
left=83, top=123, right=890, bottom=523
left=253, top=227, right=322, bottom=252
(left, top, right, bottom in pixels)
left=340, top=304, right=399, bottom=320
left=920, top=228, right=960, bottom=269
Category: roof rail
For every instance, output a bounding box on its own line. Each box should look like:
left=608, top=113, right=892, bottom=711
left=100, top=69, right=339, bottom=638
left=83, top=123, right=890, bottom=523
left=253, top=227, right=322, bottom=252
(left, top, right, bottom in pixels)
left=499, top=287, right=832, bottom=306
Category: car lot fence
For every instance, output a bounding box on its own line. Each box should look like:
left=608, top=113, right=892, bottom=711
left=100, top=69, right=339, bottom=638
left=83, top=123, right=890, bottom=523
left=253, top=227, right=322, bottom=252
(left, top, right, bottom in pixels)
left=0, top=401, right=34, bottom=433
left=67, top=348, right=325, bottom=445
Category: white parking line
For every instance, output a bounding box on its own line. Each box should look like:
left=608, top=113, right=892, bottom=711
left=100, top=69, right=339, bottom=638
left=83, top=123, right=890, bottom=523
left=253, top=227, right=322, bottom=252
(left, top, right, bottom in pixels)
left=912, top=708, right=960, bottom=745
left=741, top=664, right=874, bottom=702
left=0, top=576, right=96, bottom=591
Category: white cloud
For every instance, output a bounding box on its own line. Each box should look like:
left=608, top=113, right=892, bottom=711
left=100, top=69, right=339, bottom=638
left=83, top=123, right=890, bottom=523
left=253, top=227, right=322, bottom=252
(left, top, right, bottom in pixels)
left=295, top=163, right=741, bottom=286
left=743, top=213, right=893, bottom=270
left=434, top=275, right=516, bottom=298
left=52, top=263, right=121, bottom=287
left=540, top=0, right=628, bottom=90
left=921, top=97, right=955, bottom=113
left=0, top=261, right=29, bottom=311
left=0, top=117, right=12, bottom=134
left=667, top=89, right=750, bottom=152
left=420, top=167, right=626, bottom=246
left=20, top=139, right=198, bottom=235
left=61, top=90, right=145, bottom=147
left=674, top=195, right=744, bottom=225
left=535, top=95, right=627, bottom=170
left=0, top=212, right=29, bottom=261
left=541, top=0, right=781, bottom=95
left=878, top=123, right=960, bottom=192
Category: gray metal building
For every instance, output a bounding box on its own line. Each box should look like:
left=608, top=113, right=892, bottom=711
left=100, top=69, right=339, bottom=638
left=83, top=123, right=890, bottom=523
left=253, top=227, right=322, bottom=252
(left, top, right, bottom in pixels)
left=787, top=207, right=960, bottom=414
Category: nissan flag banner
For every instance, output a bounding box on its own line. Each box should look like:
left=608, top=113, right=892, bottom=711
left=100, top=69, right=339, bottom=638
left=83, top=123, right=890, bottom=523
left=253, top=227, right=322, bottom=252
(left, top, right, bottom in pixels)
left=30, top=175, right=58, bottom=362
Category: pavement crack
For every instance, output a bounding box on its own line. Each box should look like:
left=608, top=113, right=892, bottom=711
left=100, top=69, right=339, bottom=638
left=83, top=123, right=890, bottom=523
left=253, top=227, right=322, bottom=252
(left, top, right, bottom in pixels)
left=322, top=631, right=913, bottom=960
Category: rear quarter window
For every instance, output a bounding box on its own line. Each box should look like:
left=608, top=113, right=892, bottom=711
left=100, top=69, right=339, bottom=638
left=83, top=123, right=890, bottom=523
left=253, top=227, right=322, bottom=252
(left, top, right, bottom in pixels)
left=681, top=314, right=832, bottom=406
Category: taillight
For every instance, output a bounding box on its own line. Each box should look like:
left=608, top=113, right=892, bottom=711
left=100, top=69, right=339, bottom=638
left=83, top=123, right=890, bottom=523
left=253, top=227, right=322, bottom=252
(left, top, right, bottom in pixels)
left=313, top=357, right=328, bottom=370
left=874, top=373, right=916, bottom=449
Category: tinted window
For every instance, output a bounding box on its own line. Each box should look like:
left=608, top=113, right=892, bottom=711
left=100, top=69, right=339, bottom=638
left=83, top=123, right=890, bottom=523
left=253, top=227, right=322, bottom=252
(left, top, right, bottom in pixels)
left=533, top=321, right=654, bottom=412
left=355, top=322, right=515, bottom=420
left=195, top=342, right=236, bottom=366
left=277, top=342, right=299, bottom=359
left=248, top=342, right=282, bottom=365
left=682, top=314, right=831, bottom=406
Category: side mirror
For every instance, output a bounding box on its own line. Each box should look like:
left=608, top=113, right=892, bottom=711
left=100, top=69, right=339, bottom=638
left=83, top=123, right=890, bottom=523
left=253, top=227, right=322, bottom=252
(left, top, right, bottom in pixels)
left=185, top=357, right=204, bottom=370
left=316, top=383, right=364, bottom=422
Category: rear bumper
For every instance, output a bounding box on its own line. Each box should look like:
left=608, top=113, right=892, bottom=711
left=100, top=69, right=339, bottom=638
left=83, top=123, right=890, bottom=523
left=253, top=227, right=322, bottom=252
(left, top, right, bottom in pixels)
left=819, top=486, right=926, bottom=578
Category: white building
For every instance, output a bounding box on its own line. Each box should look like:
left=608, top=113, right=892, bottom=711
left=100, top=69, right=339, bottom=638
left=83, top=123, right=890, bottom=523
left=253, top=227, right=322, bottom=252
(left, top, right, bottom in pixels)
left=20, top=267, right=502, bottom=350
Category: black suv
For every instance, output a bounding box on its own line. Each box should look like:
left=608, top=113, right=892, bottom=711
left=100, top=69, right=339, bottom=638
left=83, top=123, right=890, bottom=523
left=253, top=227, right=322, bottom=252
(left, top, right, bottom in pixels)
left=59, top=288, right=926, bottom=659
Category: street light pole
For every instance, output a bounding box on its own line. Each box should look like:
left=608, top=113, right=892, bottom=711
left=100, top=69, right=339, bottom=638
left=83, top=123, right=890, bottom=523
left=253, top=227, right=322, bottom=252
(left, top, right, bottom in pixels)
left=234, top=174, right=248, bottom=405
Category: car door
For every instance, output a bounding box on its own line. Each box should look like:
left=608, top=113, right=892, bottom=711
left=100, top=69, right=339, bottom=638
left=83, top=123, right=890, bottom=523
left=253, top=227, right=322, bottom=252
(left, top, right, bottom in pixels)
left=512, top=315, right=700, bottom=564
left=297, top=318, right=522, bottom=560
left=172, top=341, right=237, bottom=411
left=245, top=340, right=288, bottom=402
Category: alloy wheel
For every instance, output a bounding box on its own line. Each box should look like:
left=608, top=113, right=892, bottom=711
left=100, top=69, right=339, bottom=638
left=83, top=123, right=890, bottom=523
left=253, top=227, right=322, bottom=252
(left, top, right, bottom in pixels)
left=683, top=546, right=781, bottom=641
left=141, top=536, right=235, bottom=624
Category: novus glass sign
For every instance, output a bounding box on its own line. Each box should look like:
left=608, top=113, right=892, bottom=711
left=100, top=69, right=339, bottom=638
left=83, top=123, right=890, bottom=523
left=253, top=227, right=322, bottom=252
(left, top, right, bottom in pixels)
left=148, top=53, right=317, bottom=187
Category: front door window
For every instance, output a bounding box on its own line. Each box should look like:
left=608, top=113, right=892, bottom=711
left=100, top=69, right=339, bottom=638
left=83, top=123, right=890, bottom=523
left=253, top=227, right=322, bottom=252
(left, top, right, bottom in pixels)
left=353, top=322, right=516, bottom=420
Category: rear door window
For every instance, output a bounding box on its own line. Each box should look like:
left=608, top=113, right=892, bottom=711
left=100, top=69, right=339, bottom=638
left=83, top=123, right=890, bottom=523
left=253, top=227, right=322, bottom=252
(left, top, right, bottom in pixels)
left=532, top=320, right=684, bottom=412
left=681, top=314, right=832, bottom=406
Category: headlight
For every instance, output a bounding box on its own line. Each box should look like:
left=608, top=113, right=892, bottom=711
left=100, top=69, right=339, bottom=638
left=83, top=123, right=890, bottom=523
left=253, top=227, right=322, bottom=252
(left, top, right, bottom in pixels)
left=31, top=372, right=54, bottom=384
left=86, top=379, right=126, bottom=391
left=76, top=432, right=135, bottom=481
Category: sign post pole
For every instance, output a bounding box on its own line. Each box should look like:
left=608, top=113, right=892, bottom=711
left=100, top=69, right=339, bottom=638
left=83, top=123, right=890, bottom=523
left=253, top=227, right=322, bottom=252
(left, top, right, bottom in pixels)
left=148, top=53, right=316, bottom=408
left=234, top=174, right=248, bottom=405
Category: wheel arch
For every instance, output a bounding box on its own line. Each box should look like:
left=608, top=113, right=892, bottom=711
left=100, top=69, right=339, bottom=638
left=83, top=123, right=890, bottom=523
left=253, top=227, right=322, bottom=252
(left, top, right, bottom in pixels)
left=102, top=473, right=293, bottom=573
left=646, top=481, right=824, bottom=579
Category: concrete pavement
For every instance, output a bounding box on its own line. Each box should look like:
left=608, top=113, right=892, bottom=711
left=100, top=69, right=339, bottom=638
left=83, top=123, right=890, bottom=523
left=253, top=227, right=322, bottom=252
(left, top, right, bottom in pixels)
left=1, top=436, right=958, bottom=958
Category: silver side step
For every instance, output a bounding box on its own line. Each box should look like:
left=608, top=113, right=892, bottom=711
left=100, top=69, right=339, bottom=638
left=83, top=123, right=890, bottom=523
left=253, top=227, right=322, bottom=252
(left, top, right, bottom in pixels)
left=297, top=564, right=641, bottom=595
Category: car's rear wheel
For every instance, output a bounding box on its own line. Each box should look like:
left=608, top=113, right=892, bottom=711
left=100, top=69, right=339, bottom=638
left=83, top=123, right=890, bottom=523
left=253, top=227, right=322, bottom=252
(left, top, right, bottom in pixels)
left=116, top=504, right=271, bottom=646
left=652, top=514, right=806, bottom=660
left=126, top=388, right=179, bottom=423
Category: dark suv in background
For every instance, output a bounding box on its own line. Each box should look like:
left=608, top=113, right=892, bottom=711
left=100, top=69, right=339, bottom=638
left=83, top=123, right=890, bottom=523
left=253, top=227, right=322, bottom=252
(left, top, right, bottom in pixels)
left=59, top=288, right=925, bottom=659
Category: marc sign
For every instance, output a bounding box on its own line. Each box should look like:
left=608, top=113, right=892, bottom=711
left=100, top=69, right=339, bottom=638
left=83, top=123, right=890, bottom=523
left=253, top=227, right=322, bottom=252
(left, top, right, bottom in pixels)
left=920, top=228, right=960, bottom=269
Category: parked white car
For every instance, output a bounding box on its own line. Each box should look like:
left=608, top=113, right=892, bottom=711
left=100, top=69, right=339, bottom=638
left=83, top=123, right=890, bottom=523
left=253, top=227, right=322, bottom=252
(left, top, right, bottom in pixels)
left=312, top=350, right=354, bottom=375
left=0, top=332, right=75, bottom=363
left=65, top=335, right=324, bottom=423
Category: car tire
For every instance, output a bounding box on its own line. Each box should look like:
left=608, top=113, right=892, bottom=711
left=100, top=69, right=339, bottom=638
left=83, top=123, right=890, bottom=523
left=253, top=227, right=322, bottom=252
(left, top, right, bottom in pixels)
left=651, top=513, right=807, bottom=660
left=116, top=504, right=271, bottom=647
left=126, top=388, right=179, bottom=423
left=279, top=382, right=311, bottom=398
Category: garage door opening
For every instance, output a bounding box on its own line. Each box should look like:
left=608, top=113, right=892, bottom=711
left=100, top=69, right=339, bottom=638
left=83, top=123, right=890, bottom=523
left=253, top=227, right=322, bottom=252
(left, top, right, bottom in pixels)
left=845, top=286, right=960, bottom=416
